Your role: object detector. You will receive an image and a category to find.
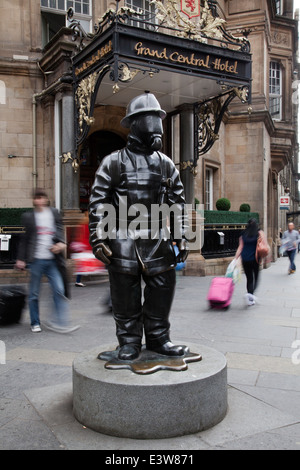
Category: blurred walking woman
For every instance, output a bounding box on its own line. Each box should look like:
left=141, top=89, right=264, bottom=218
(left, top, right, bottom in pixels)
left=235, top=218, right=262, bottom=306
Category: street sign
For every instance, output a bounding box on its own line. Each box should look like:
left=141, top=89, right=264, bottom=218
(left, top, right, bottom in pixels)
left=280, top=196, right=290, bottom=210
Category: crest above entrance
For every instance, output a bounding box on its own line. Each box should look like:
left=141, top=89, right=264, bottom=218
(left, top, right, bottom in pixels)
left=180, top=0, right=201, bottom=19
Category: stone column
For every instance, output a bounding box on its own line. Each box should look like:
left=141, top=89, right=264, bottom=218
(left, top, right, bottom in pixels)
left=178, top=105, right=206, bottom=276
left=61, top=91, right=80, bottom=222
left=179, top=104, right=195, bottom=206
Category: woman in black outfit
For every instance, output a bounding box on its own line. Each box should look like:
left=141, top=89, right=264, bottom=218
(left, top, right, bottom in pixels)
left=235, top=218, right=261, bottom=306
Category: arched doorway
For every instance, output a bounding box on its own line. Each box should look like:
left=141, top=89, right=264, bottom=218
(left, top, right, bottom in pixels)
left=79, top=131, right=126, bottom=210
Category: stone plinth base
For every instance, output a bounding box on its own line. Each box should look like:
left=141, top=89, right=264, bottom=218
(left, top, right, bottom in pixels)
left=72, top=343, right=227, bottom=439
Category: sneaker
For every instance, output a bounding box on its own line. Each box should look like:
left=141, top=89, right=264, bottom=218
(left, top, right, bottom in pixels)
left=44, top=322, right=80, bottom=334
left=31, top=325, right=41, bottom=333
left=245, top=293, right=255, bottom=306
left=75, top=282, right=86, bottom=287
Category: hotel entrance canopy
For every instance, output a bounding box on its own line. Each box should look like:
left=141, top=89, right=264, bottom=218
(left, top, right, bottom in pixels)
left=70, top=1, right=252, bottom=162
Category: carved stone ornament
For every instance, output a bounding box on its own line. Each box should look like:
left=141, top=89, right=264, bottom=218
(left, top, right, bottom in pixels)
left=151, top=0, right=224, bottom=41
left=150, top=0, right=250, bottom=51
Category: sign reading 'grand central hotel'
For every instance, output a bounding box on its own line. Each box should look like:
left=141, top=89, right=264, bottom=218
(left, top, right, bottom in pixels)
left=134, top=41, right=239, bottom=74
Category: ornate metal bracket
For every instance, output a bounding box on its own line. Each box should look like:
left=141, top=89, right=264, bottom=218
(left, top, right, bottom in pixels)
left=67, top=7, right=96, bottom=52
left=194, top=85, right=250, bottom=161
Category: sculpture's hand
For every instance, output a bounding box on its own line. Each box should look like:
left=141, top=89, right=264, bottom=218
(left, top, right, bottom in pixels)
left=176, top=239, right=188, bottom=263
left=94, top=243, right=112, bottom=265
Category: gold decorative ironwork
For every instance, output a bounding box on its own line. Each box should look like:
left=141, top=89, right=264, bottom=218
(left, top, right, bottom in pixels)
left=112, top=83, right=120, bottom=94
left=179, top=160, right=198, bottom=176
left=197, top=98, right=222, bottom=149
left=75, top=66, right=109, bottom=134
left=61, top=152, right=80, bottom=173
left=118, top=64, right=141, bottom=82
left=233, top=86, right=249, bottom=103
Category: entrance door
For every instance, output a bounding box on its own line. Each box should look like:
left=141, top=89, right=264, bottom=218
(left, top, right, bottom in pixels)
left=79, top=131, right=126, bottom=210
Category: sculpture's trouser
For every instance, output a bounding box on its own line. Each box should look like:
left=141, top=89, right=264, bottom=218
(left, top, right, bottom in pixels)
left=108, top=269, right=176, bottom=350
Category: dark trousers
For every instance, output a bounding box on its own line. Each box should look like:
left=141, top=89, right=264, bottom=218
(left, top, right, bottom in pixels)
left=242, top=260, right=259, bottom=295
left=109, top=269, right=176, bottom=349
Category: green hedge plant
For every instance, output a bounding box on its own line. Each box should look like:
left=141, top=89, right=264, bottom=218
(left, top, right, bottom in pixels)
left=203, top=210, right=259, bottom=224
left=239, top=203, right=251, bottom=212
left=0, top=208, right=31, bottom=226
left=216, top=198, right=231, bottom=211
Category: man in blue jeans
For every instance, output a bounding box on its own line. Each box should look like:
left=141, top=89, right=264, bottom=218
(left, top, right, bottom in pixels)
left=16, top=189, right=79, bottom=333
left=282, top=222, right=300, bottom=274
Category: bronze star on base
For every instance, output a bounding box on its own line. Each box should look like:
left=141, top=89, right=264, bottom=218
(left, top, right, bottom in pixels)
left=98, top=346, right=202, bottom=374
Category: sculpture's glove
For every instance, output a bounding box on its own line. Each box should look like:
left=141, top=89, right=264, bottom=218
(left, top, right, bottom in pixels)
left=94, top=243, right=112, bottom=265
left=176, top=239, right=189, bottom=263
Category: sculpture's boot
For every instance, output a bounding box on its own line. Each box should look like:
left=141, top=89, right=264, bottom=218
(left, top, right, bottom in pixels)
left=148, top=341, right=185, bottom=356
left=118, top=343, right=141, bottom=361
left=143, top=270, right=185, bottom=355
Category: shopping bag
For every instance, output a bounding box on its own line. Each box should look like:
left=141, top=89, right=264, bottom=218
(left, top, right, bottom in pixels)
left=174, top=244, right=186, bottom=271
left=225, top=258, right=241, bottom=284
left=279, top=240, right=288, bottom=256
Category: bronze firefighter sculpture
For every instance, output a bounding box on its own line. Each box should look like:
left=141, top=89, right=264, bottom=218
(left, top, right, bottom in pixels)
left=89, top=92, right=189, bottom=361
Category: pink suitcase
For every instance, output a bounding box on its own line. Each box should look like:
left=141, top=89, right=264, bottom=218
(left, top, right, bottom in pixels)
left=207, top=277, right=234, bottom=309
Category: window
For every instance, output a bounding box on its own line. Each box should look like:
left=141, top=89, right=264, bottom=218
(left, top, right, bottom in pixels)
left=124, top=0, right=156, bottom=27
left=269, top=61, right=282, bottom=120
left=41, top=0, right=90, bottom=15
left=274, top=0, right=282, bottom=15
left=205, top=168, right=213, bottom=210
left=41, top=0, right=91, bottom=47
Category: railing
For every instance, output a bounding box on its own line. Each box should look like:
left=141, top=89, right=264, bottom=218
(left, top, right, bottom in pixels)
left=0, top=223, right=245, bottom=267
left=201, top=224, right=244, bottom=259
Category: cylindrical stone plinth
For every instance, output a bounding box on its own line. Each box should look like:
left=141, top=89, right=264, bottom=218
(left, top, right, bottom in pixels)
left=72, top=343, right=227, bottom=439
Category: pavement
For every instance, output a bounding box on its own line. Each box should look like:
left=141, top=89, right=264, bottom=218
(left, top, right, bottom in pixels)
left=0, top=256, right=300, bottom=451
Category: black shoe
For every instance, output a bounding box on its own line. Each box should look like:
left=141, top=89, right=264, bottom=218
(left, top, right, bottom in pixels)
left=118, top=344, right=141, bottom=361
left=149, top=341, right=185, bottom=356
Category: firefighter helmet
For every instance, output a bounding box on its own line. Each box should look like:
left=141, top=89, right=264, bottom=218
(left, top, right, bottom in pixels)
left=121, top=92, right=166, bottom=128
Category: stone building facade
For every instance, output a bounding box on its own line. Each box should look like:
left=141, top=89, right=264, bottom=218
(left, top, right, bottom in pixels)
left=0, top=0, right=298, bottom=273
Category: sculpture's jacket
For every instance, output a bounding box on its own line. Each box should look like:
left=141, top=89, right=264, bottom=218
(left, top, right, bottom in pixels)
left=89, top=138, right=188, bottom=276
